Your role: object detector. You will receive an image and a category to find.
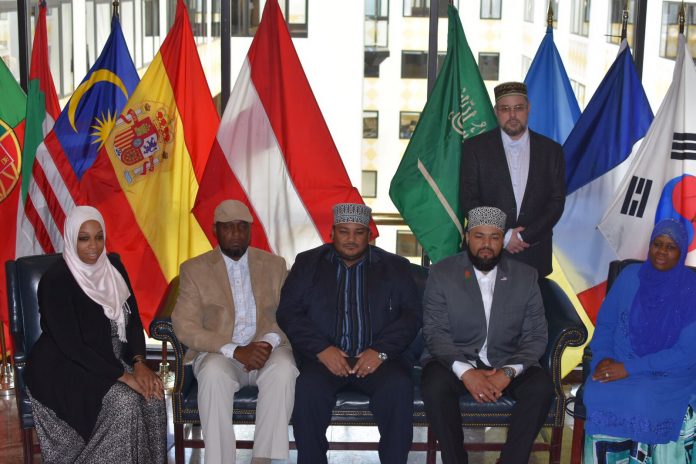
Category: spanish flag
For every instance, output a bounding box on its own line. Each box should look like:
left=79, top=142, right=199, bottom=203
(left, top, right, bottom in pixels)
left=82, top=0, right=218, bottom=328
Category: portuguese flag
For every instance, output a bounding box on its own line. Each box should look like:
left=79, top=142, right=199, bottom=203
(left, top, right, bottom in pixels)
left=0, top=58, right=26, bottom=350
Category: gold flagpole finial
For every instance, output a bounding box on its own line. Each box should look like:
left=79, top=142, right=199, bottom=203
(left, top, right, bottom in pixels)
left=547, top=2, right=554, bottom=28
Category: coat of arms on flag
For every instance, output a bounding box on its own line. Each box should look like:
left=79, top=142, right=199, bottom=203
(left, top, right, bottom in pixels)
left=110, top=104, right=175, bottom=184
left=0, top=119, right=21, bottom=201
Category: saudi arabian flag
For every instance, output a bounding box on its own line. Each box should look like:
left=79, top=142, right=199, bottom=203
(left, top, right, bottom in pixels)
left=389, top=4, right=496, bottom=263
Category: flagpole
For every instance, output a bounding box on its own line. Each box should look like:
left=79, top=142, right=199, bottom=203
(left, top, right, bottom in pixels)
left=17, top=0, right=31, bottom=91
left=221, top=0, right=231, bottom=112
left=111, top=0, right=120, bottom=17
left=633, top=0, right=648, bottom=78
left=678, top=1, right=686, bottom=34
left=621, top=3, right=628, bottom=41
left=426, top=0, right=440, bottom=97
left=547, top=1, right=553, bottom=28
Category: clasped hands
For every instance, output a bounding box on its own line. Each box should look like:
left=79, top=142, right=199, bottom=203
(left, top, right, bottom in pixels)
left=461, top=368, right=511, bottom=404
left=317, top=346, right=382, bottom=378
left=234, top=341, right=273, bottom=371
left=592, top=358, right=628, bottom=383
left=119, top=362, right=164, bottom=401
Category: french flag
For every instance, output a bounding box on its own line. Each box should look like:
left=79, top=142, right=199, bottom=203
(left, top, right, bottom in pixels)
left=193, top=0, right=372, bottom=263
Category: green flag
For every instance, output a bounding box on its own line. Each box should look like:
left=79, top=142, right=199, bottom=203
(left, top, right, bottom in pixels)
left=389, top=4, right=496, bottom=263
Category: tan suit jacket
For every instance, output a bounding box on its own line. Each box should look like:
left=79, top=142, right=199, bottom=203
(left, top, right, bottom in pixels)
left=172, top=246, right=288, bottom=364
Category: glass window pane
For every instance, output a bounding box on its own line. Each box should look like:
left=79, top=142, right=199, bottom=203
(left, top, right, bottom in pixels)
left=362, top=170, right=378, bottom=198
left=478, top=52, right=499, bottom=81
left=363, top=111, right=379, bottom=139
left=401, top=50, right=428, bottom=78
left=399, top=111, right=421, bottom=139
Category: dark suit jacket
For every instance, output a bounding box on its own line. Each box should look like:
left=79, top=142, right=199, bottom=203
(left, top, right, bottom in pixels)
left=25, top=255, right=144, bottom=440
left=460, top=127, right=566, bottom=276
left=422, top=253, right=547, bottom=372
left=276, top=244, right=422, bottom=366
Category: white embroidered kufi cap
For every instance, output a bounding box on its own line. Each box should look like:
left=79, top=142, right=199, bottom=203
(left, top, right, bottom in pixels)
left=333, top=203, right=372, bottom=227
left=467, top=206, right=506, bottom=231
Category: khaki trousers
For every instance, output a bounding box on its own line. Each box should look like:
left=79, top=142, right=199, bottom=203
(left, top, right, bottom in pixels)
left=193, top=346, right=298, bottom=464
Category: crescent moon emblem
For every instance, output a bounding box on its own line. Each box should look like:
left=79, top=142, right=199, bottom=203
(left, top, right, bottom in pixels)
left=68, top=69, right=129, bottom=132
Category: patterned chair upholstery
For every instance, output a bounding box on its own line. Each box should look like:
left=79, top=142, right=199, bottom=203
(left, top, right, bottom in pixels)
left=152, top=263, right=587, bottom=464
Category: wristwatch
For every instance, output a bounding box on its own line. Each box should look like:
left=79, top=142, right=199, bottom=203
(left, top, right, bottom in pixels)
left=377, top=352, right=388, bottom=362
left=501, top=366, right=516, bottom=379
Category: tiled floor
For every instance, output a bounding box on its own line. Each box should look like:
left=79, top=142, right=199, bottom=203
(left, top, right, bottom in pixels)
left=0, top=389, right=580, bottom=463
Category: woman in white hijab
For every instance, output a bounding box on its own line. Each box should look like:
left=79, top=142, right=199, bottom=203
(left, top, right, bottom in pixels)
left=25, top=206, right=166, bottom=463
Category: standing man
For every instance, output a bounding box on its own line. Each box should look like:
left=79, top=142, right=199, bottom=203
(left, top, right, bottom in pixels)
left=460, top=82, right=565, bottom=277
left=421, top=206, right=553, bottom=464
left=277, top=203, right=422, bottom=464
left=172, top=200, right=298, bottom=464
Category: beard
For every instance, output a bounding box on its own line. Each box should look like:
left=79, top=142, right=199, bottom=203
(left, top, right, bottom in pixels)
left=501, top=119, right=526, bottom=138
left=467, top=246, right=502, bottom=272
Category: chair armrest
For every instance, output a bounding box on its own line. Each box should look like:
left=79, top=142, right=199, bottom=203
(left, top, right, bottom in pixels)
left=149, top=317, right=188, bottom=394
left=5, top=260, right=27, bottom=361
left=538, top=279, right=589, bottom=392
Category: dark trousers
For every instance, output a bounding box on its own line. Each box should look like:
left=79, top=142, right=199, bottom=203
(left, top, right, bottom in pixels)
left=421, top=361, right=554, bottom=464
left=292, top=359, right=414, bottom=464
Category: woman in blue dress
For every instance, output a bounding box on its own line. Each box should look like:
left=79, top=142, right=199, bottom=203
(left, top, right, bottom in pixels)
left=583, top=218, right=696, bottom=463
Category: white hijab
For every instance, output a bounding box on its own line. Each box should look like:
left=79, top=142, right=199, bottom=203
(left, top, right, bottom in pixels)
left=63, top=206, right=131, bottom=342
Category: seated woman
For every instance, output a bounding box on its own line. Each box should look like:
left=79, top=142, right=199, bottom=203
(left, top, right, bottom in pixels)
left=583, top=218, right=696, bottom=463
left=25, top=206, right=166, bottom=463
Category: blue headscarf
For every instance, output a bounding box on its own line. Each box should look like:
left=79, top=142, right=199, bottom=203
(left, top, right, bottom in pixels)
left=629, top=219, right=696, bottom=356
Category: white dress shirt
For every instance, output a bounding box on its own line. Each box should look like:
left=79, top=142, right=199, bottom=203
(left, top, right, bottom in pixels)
left=451, top=266, right=523, bottom=380
left=218, top=250, right=280, bottom=360
left=501, top=129, right=530, bottom=246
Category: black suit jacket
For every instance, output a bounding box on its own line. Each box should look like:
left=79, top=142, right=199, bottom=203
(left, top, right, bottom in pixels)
left=276, top=244, right=422, bottom=366
left=460, top=127, right=566, bottom=276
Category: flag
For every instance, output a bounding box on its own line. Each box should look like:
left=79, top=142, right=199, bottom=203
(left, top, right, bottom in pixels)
left=193, top=0, right=371, bottom=264
left=554, top=42, right=653, bottom=322
left=82, top=0, right=218, bottom=329
left=16, top=12, right=138, bottom=257
left=524, top=26, right=580, bottom=145
left=15, top=0, right=61, bottom=257
left=0, top=58, right=26, bottom=348
left=389, top=4, right=496, bottom=263
left=599, top=34, right=696, bottom=267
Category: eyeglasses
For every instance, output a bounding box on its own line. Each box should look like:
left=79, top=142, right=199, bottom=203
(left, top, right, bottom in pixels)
left=496, top=104, right=528, bottom=114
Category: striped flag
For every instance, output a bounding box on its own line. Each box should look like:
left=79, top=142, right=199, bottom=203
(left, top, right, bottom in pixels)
left=82, top=0, right=217, bottom=328
left=554, top=42, right=653, bottom=322
left=193, top=0, right=372, bottom=264
left=15, top=1, right=62, bottom=256
left=600, top=34, right=696, bottom=266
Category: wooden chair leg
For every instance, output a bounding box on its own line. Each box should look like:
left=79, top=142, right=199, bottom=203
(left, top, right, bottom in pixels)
left=174, top=423, right=185, bottom=464
left=570, top=418, right=585, bottom=464
left=549, top=425, right=563, bottom=464
left=426, top=426, right=437, bottom=464
left=23, top=429, right=34, bottom=464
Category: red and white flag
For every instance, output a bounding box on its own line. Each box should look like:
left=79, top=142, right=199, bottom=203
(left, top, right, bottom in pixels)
left=193, top=0, right=373, bottom=263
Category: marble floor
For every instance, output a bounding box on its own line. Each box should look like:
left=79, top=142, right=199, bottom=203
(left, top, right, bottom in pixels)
left=0, top=389, right=581, bottom=464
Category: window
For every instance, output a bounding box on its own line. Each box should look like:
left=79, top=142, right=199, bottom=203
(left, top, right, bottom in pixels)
left=281, top=0, right=308, bottom=38
left=478, top=52, right=500, bottom=81
left=480, top=0, right=502, bottom=20
left=401, top=50, right=447, bottom=78
left=231, top=0, right=307, bottom=37
left=403, top=0, right=455, bottom=18
left=570, top=0, right=590, bottom=36
left=660, top=2, right=696, bottom=61
left=362, top=170, right=378, bottom=198
left=401, top=51, right=427, bottom=78
left=399, top=111, right=421, bottom=139
left=396, top=230, right=423, bottom=258
left=607, top=0, right=635, bottom=45
left=363, top=111, right=379, bottom=138
left=365, top=0, right=389, bottom=48
left=524, top=0, right=534, bottom=23
left=570, top=79, right=586, bottom=107
left=143, top=0, right=159, bottom=36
